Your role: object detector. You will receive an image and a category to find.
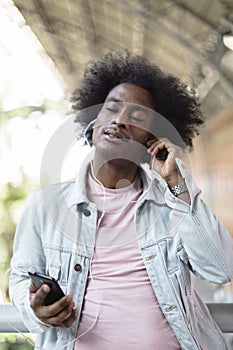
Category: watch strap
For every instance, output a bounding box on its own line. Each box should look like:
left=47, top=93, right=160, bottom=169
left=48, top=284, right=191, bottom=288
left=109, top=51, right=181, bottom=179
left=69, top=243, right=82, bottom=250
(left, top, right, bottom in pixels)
left=170, top=182, right=188, bottom=197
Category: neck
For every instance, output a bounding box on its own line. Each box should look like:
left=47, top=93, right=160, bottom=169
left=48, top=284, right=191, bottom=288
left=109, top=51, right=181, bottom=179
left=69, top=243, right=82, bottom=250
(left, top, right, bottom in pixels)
left=92, top=158, right=139, bottom=189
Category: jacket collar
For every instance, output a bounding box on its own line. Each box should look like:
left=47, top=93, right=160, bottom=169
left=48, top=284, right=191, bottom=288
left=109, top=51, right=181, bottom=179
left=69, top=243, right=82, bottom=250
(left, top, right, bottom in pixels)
left=67, top=149, right=94, bottom=208
left=67, top=149, right=168, bottom=208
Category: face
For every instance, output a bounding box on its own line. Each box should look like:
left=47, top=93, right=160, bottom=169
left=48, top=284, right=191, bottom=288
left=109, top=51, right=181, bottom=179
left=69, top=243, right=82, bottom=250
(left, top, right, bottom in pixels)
left=92, top=83, right=155, bottom=162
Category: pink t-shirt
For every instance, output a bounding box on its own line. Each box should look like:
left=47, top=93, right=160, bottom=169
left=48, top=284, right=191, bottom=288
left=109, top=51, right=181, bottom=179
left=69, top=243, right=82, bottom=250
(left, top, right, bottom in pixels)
left=75, top=173, right=180, bottom=349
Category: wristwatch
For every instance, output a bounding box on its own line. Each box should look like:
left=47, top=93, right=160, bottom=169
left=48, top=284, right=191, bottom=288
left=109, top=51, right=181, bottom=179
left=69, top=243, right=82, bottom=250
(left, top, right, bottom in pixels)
left=170, top=182, right=188, bottom=197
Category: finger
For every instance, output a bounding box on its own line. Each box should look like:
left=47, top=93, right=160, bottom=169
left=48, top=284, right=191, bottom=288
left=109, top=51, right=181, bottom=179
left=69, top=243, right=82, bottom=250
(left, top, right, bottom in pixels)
left=44, top=295, right=74, bottom=316
left=155, top=138, right=183, bottom=155
left=146, top=136, right=174, bottom=149
left=36, top=294, right=75, bottom=320
left=149, top=138, right=184, bottom=161
left=155, top=137, right=174, bottom=147
left=61, top=307, right=78, bottom=328
left=146, top=135, right=159, bottom=145
left=43, top=303, right=77, bottom=327
left=146, top=138, right=159, bottom=148
left=30, top=284, right=51, bottom=309
left=147, top=141, right=165, bottom=157
left=32, top=296, right=75, bottom=324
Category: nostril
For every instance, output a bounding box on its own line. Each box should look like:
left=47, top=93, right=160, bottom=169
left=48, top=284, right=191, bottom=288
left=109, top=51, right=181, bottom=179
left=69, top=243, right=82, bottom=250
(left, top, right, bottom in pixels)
left=111, top=119, right=126, bottom=127
left=119, top=123, right=126, bottom=129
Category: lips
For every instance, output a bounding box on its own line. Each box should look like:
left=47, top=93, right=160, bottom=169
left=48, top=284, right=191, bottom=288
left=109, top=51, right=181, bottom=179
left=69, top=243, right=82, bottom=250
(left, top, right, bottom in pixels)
left=102, top=127, right=128, bottom=141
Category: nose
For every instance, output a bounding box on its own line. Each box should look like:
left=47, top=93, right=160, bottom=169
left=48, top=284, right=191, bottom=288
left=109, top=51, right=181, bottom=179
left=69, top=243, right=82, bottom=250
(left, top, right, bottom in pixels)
left=111, top=109, right=128, bottom=129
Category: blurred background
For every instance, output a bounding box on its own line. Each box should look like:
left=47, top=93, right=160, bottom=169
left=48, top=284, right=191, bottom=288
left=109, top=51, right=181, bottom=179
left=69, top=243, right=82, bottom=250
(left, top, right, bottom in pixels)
left=0, top=0, right=233, bottom=348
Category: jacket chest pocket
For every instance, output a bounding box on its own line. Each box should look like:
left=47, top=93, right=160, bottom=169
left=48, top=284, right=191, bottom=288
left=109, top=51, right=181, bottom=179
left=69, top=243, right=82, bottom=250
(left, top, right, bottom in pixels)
left=44, top=246, right=73, bottom=291
left=157, top=239, right=192, bottom=305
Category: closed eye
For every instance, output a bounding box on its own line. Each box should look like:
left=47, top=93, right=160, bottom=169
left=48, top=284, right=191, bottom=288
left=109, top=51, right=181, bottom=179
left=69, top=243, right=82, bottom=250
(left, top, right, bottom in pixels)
left=105, top=101, right=119, bottom=113
left=130, top=115, right=145, bottom=121
left=106, top=107, right=118, bottom=112
left=129, top=111, right=146, bottom=122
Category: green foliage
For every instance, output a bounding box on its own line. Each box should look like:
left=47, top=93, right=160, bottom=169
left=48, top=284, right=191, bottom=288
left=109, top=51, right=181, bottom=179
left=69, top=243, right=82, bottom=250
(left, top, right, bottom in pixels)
left=0, top=102, right=64, bottom=301
left=0, top=109, right=41, bottom=300
left=1, top=100, right=65, bottom=122
left=0, top=334, right=34, bottom=349
left=0, top=172, right=36, bottom=300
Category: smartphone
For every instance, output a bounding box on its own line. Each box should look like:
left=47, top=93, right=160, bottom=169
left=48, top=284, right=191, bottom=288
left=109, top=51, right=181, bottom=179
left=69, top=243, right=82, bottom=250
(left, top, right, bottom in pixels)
left=28, top=271, right=65, bottom=305
left=156, top=148, right=168, bottom=161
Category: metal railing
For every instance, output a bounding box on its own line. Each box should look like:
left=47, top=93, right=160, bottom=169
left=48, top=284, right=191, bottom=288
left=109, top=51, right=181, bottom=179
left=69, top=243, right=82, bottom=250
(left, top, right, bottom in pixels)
left=0, top=303, right=233, bottom=333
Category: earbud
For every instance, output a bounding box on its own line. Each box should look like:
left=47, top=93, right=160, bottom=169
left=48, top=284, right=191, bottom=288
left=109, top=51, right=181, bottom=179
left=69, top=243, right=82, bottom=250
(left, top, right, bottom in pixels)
left=84, top=119, right=97, bottom=131
left=83, top=119, right=97, bottom=147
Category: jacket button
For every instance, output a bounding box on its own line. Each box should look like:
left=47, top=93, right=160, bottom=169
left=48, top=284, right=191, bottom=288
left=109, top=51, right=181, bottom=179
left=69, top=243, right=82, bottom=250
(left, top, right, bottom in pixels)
left=74, top=263, right=82, bottom=272
left=165, top=305, right=177, bottom=312
left=83, top=208, right=91, bottom=216
left=145, top=254, right=156, bottom=261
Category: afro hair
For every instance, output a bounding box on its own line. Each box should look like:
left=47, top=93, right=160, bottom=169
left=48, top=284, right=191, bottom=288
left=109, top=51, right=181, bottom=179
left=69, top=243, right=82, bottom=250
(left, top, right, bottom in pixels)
left=71, top=51, right=205, bottom=150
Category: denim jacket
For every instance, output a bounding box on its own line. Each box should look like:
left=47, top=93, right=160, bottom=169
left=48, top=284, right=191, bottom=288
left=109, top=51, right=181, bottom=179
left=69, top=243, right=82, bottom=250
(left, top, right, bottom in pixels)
left=10, top=155, right=233, bottom=350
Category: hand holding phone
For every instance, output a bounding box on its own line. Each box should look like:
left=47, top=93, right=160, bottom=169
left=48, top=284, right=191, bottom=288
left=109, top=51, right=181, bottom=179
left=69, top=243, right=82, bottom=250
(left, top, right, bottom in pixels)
left=146, top=138, right=168, bottom=161
left=28, top=271, right=65, bottom=305
left=28, top=271, right=78, bottom=327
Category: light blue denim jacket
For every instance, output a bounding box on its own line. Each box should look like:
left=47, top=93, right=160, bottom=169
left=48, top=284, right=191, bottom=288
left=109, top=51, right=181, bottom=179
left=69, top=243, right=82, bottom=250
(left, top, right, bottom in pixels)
left=10, top=156, right=233, bottom=350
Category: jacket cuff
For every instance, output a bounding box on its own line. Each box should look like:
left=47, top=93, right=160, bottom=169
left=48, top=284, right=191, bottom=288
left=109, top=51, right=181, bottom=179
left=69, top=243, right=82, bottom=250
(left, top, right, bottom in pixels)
left=15, top=297, right=53, bottom=333
left=160, top=158, right=202, bottom=212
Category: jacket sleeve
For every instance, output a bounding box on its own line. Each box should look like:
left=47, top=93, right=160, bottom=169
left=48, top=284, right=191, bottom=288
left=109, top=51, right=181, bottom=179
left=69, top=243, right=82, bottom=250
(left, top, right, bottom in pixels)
left=9, top=190, right=52, bottom=333
left=176, top=159, right=233, bottom=284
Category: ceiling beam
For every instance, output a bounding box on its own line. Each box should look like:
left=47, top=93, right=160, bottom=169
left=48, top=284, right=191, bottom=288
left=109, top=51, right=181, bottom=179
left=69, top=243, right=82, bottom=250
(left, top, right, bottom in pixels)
left=78, top=0, right=99, bottom=57
left=170, top=0, right=218, bottom=30
left=132, top=0, right=148, bottom=55
left=31, top=0, right=77, bottom=76
left=107, top=0, right=233, bottom=94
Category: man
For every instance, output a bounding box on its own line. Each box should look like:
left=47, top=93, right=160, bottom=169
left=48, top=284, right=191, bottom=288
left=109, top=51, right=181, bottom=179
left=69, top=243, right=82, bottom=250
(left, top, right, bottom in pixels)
left=10, top=51, right=233, bottom=349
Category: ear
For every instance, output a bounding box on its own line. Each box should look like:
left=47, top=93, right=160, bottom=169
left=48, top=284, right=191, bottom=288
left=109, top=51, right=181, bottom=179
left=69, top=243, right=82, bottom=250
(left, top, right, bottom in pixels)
left=85, top=129, right=93, bottom=146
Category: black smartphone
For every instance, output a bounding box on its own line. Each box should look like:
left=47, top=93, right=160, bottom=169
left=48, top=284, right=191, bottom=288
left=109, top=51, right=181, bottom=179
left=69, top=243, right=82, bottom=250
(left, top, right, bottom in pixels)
left=156, top=148, right=168, bottom=161
left=28, top=271, right=65, bottom=305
